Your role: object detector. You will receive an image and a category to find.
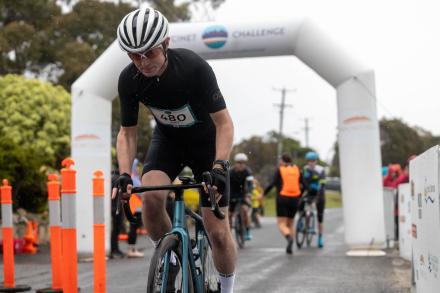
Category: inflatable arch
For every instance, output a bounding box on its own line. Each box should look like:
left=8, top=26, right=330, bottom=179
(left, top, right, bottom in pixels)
left=72, top=18, right=385, bottom=253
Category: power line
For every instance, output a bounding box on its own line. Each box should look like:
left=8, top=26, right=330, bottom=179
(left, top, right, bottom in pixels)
left=273, top=87, right=296, bottom=160
left=303, top=117, right=311, bottom=148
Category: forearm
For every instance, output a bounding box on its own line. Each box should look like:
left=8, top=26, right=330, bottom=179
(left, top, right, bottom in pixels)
left=116, top=129, right=137, bottom=174
left=214, top=116, right=234, bottom=162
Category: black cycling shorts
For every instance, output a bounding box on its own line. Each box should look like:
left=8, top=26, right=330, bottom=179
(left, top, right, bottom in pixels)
left=142, top=129, right=229, bottom=208
left=276, top=196, right=300, bottom=219
left=298, top=193, right=326, bottom=223
left=228, top=196, right=250, bottom=213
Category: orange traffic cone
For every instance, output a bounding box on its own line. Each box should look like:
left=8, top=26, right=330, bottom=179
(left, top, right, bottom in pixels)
left=22, top=221, right=37, bottom=254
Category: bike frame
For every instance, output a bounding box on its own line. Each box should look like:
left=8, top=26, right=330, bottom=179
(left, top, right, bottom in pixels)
left=128, top=174, right=223, bottom=293
left=161, top=188, right=208, bottom=293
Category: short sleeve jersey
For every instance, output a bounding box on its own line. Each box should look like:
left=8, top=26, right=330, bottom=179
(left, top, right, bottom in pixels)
left=230, top=167, right=252, bottom=199
left=118, top=48, right=226, bottom=141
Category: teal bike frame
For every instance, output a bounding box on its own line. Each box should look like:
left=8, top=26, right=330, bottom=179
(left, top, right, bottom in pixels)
left=125, top=173, right=224, bottom=293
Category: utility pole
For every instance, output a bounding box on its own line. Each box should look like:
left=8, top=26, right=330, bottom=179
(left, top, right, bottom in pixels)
left=303, top=118, right=311, bottom=148
left=273, top=87, right=296, bottom=160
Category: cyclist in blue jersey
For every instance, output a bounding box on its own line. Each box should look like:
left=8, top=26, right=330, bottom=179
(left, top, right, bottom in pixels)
left=111, top=8, right=236, bottom=292
left=300, top=151, right=326, bottom=248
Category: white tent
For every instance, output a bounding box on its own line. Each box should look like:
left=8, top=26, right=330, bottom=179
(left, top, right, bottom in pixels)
left=71, top=18, right=385, bottom=253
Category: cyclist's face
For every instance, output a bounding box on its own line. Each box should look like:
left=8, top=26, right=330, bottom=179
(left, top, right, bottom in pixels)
left=128, top=43, right=167, bottom=77
left=235, top=161, right=247, bottom=171
left=307, top=159, right=317, bottom=167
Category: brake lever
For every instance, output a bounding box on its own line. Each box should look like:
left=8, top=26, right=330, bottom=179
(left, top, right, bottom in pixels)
left=202, top=172, right=225, bottom=220
left=116, top=189, right=137, bottom=224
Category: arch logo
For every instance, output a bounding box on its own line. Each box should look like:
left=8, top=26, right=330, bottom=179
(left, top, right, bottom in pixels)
left=202, top=25, right=228, bottom=49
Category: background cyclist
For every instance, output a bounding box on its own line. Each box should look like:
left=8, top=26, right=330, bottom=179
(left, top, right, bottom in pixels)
left=229, top=153, right=254, bottom=241
left=300, top=151, right=326, bottom=248
left=112, top=8, right=236, bottom=292
left=264, top=153, right=304, bottom=254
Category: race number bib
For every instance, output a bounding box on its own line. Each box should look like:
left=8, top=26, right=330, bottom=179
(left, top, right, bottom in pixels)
left=149, top=104, right=197, bottom=127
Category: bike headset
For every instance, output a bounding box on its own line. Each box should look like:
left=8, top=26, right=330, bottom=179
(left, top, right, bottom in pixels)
left=117, top=8, right=170, bottom=72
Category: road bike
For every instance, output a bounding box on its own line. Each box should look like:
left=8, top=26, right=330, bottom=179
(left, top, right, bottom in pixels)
left=229, top=198, right=246, bottom=249
left=117, top=172, right=223, bottom=293
left=295, top=194, right=317, bottom=249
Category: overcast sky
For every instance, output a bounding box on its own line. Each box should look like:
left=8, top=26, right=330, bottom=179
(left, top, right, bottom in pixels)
left=196, top=0, right=440, bottom=162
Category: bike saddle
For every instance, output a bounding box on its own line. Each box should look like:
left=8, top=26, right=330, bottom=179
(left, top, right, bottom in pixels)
left=178, top=176, right=195, bottom=184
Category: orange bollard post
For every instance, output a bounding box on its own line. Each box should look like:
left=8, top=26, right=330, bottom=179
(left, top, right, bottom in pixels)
left=0, top=179, right=31, bottom=292
left=36, top=174, right=63, bottom=293
left=93, top=170, right=106, bottom=293
left=61, top=158, right=78, bottom=293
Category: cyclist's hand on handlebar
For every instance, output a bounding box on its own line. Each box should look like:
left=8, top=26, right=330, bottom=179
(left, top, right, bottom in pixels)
left=111, top=172, right=133, bottom=200
left=210, top=168, right=227, bottom=194
left=202, top=168, right=226, bottom=203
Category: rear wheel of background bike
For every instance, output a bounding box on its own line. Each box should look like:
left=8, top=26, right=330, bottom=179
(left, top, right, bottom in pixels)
left=235, top=213, right=245, bottom=249
left=306, top=212, right=316, bottom=247
left=201, top=236, right=221, bottom=292
left=295, top=214, right=306, bottom=249
left=147, top=234, right=194, bottom=293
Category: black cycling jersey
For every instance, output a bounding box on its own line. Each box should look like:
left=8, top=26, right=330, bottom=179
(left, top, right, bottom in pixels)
left=229, top=167, right=252, bottom=199
left=118, top=48, right=226, bottom=142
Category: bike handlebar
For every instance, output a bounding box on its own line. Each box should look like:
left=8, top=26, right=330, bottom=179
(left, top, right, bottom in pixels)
left=116, top=171, right=225, bottom=223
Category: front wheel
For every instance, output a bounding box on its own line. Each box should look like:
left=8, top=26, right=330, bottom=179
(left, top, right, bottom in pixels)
left=147, top=234, right=193, bottom=293
left=295, top=213, right=306, bottom=249
left=235, top=213, right=245, bottom=249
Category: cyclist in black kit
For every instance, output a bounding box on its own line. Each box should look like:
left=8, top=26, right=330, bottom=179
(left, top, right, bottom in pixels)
left=229, top=153, right=253, bottom=241
left=111, top=8, right=236, bottom=293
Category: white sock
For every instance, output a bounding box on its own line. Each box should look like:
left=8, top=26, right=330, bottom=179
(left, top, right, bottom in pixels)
left=219, top=273, right=235, bottom=293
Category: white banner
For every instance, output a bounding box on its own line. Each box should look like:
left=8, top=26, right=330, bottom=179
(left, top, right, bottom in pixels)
left=410, top=145, right=440, bottom=293
left=398, top=183, right=411, bottom=261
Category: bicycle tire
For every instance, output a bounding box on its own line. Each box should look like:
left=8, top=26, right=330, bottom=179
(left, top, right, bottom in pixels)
left=235, top=213, right=245, bottom=249
left=147, top=234, right=194, bottom=293
left=200, top=236, right=221, bottom=292
left=306, top=212, right=316, bottom=247
left=295, top=214, right=306, bottom=249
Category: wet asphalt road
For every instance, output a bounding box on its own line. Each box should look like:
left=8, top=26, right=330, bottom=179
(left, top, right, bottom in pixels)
left=3, top=208, right=411, bottom=292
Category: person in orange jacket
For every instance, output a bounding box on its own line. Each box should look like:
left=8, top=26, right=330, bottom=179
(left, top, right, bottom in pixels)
left=263, top=153, right=305, bottom=254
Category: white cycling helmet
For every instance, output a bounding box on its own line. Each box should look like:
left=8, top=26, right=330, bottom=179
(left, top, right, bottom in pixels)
left=234, top=153, right=248, bottom=162
left=117, top=7, right=169, bottom=53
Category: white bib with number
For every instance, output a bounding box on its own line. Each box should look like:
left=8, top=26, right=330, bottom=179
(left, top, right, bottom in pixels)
left=149, top=104, right=197, bottom=127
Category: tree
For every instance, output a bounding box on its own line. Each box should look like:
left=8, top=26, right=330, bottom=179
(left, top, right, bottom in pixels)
left=0, top=75, right=71, bottom=165
left=232, top=132, right=316, bottom=187
left=0, top=139, right=47, bottom=212
left=328, top=118, right=440, bottom=177
left=0, top=74, right=71, bottom=211
left=380, top=118, right=426, bottom=166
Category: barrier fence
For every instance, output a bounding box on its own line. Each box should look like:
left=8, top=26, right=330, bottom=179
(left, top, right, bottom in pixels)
left=408, top=145, right=440, bottom=293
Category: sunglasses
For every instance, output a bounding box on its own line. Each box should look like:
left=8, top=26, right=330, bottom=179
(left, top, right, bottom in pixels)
left=129, top=46, right=162, bottom=60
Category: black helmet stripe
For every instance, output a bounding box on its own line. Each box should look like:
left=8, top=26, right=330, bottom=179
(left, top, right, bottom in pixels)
left=120, top=15, right=131, bottom=46
left=148, top=21, right=164, bottom=48
left=131, top=9, right=141, bottom=46
left=143, top=12, right=162, bottom=48
left=139, top=9, right=150, bottom=46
